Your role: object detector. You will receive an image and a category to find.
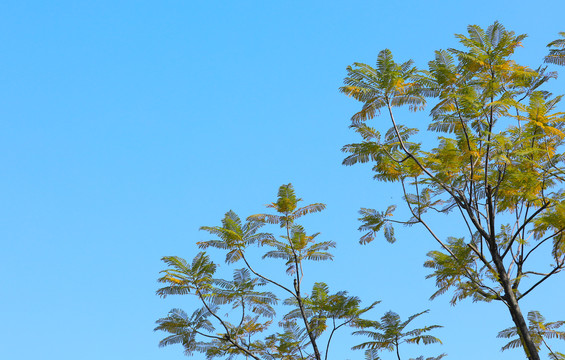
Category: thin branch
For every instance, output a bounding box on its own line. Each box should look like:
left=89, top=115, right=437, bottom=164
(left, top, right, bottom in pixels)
left=467, top=242, right=497, bottom=275
left=193, top=329, right=225, bottom=341
left=518, top=261, right=564, bottom=300
left=239, top=250, right=295, bottom=297
left=522, top=271, right=552, bottom=276
left=457, top=202, right=475, bottom=238
left=502, top=201, right=551, bottom=259
left=325, top=318, right=337, bottom=360
left=522, top=229, right=564, bottom=264
left=196, top=289, right=262, bottom=360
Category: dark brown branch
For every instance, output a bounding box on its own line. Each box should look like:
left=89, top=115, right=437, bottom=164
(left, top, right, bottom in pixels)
left=324, top=317, right=351, bottom=360
left=196, top=290, right=262, bottom=360
left=467, top=243, right=497, bottom=275
left=502, top=201, right=551, bottom=259
left=517, top=261, right=564, bottom=300
left=522, top=229, right=564, bottom=264
left=239, top=250, right=296, bottom=297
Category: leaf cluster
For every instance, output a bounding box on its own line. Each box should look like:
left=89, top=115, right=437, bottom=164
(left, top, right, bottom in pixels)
left=155, top=184, right=391, bottom=360
left=498, top=310, right=565, bottom=359
left=352, top=310, right=443, bottom=360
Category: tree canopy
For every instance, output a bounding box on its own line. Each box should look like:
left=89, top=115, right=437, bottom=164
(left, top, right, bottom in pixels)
left=156, top=23, right=565, bottom=360
left=341, top=22, right=565, bottom=360
left=156, top=184, right=441, bottom=360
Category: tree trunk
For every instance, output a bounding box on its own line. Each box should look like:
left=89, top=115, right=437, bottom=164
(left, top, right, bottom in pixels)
left=490, top=250, right=540, bottom=360
left=504, top=287, right=540, bottom=360
left=485, top=188, right=540, bottom=360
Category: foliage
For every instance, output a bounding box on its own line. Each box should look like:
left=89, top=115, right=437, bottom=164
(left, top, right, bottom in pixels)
left=498, top=310, right=565, bottom=359
left=155, top=184, right=425, bottom=360
left=341, top=22, right=565, bottom=360
left=155, top=22, right=565, bottom=360
left=353, top=310, right=443, bottom=360
left=546, top=32, right=565, bottom=66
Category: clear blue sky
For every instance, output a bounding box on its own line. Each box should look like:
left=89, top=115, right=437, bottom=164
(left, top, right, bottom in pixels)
left=1, top=1, right=564, bottom=359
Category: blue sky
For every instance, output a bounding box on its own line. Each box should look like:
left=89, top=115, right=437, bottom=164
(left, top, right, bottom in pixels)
left=1, top=1, right=564, bottom=359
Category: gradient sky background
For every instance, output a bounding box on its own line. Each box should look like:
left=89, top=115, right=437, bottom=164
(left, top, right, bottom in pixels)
left=1, top=1, right=564, bottom=359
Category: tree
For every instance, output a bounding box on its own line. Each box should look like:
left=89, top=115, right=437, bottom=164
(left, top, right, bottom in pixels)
left=156, top=184, right=413, bottom=360
left=352, top=310, right=444, bottom=360
left=341, top=22, right=565, bottom=360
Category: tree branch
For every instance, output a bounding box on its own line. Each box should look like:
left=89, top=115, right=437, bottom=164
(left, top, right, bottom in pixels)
left=517, top=261, right=564, bottom=300
left=502, top=201, right=551, bottom=259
